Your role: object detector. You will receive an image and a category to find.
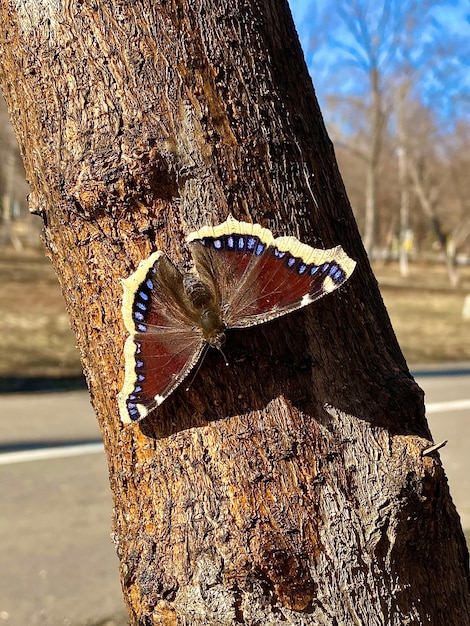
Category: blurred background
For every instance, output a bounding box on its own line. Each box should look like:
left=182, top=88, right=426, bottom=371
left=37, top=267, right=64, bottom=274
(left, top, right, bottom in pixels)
left=1, top=1, right=469, bottom=624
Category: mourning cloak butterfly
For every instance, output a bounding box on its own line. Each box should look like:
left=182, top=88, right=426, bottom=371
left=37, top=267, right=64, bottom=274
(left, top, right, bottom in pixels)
left=118, top=218, right=356, bottom=422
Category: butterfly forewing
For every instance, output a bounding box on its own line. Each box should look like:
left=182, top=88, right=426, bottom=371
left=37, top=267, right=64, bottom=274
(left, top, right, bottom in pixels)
left=187, top=221, right=274, bottom=315
left=188, top=220, right=356, bottom=328
left=232, top=243, right=355, bottom=325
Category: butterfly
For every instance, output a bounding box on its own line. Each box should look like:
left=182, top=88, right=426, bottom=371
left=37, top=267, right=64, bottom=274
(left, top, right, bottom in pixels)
left=118, top=217, right=356, bottom=423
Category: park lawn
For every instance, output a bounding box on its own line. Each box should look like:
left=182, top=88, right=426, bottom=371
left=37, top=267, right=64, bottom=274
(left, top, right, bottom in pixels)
left=377, top=260, right=470, bottom=365
left=0, top=250, right=80, bottom=377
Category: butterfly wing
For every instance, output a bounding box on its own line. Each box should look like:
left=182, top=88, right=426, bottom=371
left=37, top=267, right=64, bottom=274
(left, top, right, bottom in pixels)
left=187, top=218, right=356, bottom=328
left=118, top=252, right=205, bottom=423
left=119, top=220, right=356, bottom=421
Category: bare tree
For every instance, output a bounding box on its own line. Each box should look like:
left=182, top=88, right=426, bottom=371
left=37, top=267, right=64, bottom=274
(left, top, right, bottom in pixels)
left=399, top=100, right=466, bottom=285
left=305, top=0, right=470, bottom=258
left=0, top=1, right=469, bottom=624
left=312, top=0, right=391, bottom=253
left=396, top=81, right=411, bottom=275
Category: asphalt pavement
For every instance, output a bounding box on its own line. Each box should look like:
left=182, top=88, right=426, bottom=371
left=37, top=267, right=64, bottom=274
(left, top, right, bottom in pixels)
left=1, top=366, right=469, bottom=626
left=0, top=391, right=126, bottom=626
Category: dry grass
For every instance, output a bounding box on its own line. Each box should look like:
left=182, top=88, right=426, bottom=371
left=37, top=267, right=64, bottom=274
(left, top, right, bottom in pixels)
left=376, top=261, right=470, bottom=365
left=1, top=251, right=469, bottom=379
left=0, top=250, right=80, bottom=378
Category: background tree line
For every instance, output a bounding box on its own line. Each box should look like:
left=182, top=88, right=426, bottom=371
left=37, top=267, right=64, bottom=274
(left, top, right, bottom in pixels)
left=0, top=96, right=33, bottom=249
left=293, top=0, right=470, bottom=281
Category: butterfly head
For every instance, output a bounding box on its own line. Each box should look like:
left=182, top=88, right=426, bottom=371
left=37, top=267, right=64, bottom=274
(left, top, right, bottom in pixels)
left=200, top=308, right=226, bottom=350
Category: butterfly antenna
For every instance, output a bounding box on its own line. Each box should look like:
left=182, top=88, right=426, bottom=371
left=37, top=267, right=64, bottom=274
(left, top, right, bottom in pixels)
left=185, top=344, right=229, bottom=394
left=185, top=344, right=210, bottom=393
left=219, top=346, right=229, bottom=367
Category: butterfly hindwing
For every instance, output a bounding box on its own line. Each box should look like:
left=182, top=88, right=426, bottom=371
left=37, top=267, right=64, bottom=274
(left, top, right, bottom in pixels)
left=118, top=252, right=205, bottom=423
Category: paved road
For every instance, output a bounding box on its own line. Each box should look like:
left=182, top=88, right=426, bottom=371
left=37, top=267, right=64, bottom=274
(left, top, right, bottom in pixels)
left=0, top=392, right=126, bottom=626
left=414, top=366, right=470, bottom=529
left=0, top=368, right=469, bottom=625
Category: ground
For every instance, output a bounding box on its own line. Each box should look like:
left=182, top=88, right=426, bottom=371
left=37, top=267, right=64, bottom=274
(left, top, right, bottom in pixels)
left=0, top=250, right=79, bottom=379
left=1, top=249, right=469, bottom=379
left=375, top=260, right=470, bottom=364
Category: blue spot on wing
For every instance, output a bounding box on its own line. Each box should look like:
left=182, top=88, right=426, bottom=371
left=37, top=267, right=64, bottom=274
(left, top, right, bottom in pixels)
left=325, top=263, right=346, bottom=283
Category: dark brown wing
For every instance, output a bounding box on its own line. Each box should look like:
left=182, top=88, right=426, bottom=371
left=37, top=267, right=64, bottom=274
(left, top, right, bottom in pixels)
left=118, top=252, right=205, bottom=423
left=187, top=218, right=356, bottom=329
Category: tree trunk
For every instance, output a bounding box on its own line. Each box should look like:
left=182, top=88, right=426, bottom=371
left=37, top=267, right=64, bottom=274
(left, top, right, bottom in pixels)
left=1, top=2, right=469, bottom=624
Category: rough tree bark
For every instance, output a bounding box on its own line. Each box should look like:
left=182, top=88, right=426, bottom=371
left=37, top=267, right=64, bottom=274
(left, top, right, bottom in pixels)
left=1, top=1, right=469, bottom=625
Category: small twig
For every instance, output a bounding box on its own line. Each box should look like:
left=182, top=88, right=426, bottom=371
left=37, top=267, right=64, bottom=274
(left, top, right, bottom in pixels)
left=422, top=440, right=448, bottom=456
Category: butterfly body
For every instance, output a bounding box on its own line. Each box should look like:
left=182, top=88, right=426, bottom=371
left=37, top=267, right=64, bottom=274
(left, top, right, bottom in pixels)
left=181, top=273, right=226, bottom=348
left=118, top=218, right=356, bottom=423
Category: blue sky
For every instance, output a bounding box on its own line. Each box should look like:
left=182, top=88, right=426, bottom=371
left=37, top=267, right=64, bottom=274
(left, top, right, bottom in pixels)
left=289, top=0, right=470, bottom=44
left=288, top=0, right=470, bottom=129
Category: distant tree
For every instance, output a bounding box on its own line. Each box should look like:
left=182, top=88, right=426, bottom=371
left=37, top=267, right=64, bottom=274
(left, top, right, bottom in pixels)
left=0, top=96, right=29, bottom=249
left=446, top=122, right=470, bottom=259
left=395, top=82, right=411, bottom=275
left=300, top=0, right=470, bottom=256
left=396, top=93, right=470, bottom=284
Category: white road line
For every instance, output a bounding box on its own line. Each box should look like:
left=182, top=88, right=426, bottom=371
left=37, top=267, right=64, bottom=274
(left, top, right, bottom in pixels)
left=0, top=442, right=104, bottom=466
left=0, top=399, right=469, bottom=466
left=426, top=399, right=470, bottom=414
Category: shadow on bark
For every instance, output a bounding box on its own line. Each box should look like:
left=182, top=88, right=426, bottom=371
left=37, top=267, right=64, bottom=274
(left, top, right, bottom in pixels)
left=139, top=302, right=427, bottom=441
